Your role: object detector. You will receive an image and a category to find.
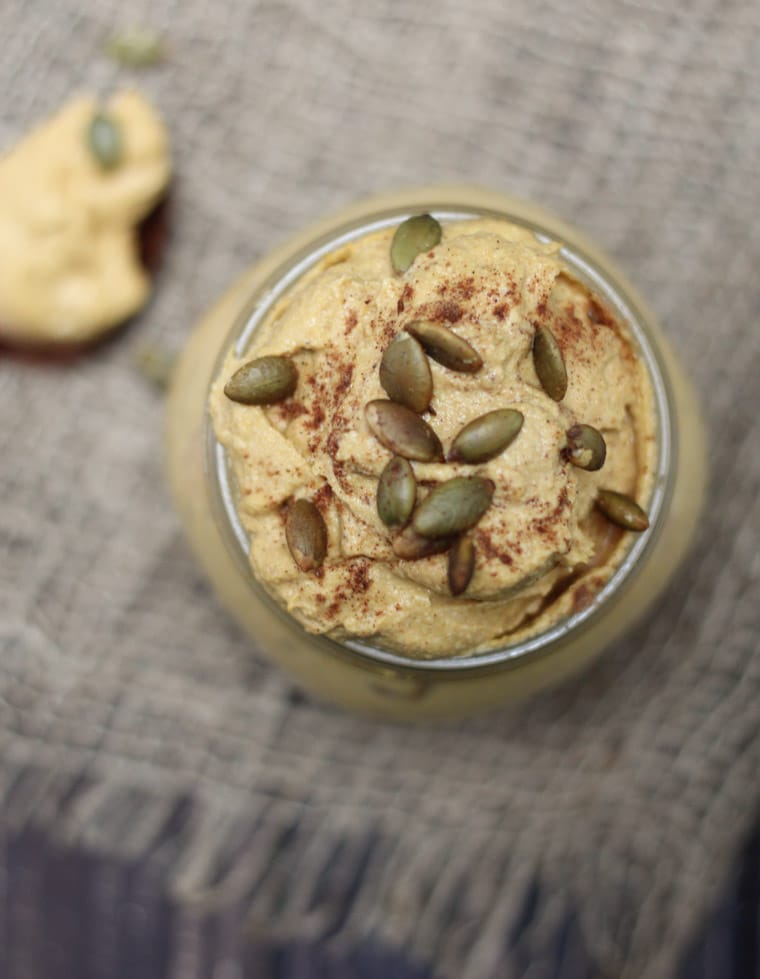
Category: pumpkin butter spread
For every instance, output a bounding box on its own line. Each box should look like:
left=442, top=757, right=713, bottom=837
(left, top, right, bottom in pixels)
left=0, top=91, right=170, bottom=344
left=210, top=218, right=656, bottom=658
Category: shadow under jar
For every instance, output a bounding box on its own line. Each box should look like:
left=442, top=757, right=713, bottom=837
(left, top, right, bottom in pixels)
left=165, top=186, right=706, bottom=720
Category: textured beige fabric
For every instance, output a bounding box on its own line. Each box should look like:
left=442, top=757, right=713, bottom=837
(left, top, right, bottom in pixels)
left=1, top=1, right=759, bottom=976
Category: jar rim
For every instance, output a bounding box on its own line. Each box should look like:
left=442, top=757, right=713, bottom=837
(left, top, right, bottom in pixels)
left=206, top=196, right=675, bottom=675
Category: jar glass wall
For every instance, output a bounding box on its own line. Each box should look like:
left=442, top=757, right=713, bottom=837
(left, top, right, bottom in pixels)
left=165, top=186, right=706, bottom=720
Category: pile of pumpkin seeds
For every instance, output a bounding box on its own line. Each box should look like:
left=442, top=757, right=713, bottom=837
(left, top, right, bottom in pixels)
left=224, top=213, right=649, bottom=595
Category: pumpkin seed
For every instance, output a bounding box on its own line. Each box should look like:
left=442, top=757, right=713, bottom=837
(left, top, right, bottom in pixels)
left=285, top=498, right=328, bottom=571
left=533, top=325, right=567, bottom=401
left=377, top=456, right=417, bottom=527
left=134, top=344, right=176, bottom=391
left=448, top=535, right=475, bottom=596
left=412, top=476, right=494, bottom=539
left=406, top=320, right=483, bottom=373
left=390, top=214, right=442, bottom=273
left=595, top=489, right=649, bottom=532
left=392, top=525, right=454, bottom=560
left=224, top=355, right=298, bottom=405
left=87, top=112, right=123, bottom=170
left=565, top=424, right=607, bottom=471
left=365, top=400, right=443, bottom=461
left=379, top=333, right=432, bottom=413
left=105, top=28, right=166, bottom=67
left=449, top=408, right=524, bottom=464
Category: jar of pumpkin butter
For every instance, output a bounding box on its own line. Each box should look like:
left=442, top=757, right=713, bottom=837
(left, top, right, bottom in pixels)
left=165, top=187, right=705, bottom=719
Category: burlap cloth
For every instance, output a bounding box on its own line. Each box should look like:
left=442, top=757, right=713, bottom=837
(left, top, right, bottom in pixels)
left=1, top=1, right=759, bottom=976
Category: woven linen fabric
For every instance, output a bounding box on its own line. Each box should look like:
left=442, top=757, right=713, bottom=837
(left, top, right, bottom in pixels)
left=1, top=1, right=759, bottom=977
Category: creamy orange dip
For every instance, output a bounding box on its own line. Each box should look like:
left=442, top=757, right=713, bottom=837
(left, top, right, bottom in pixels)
left=210, top=218, right=655, bottom=657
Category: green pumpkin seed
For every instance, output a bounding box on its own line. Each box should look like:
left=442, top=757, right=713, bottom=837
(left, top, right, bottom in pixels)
left=105, top=28, right=166, bottom=67
left=448, top=535, right=476, bottom=596
left=565, top=424, right=607, bottom=471
left=87, top=111, right=123, bottom=170
left=379, top=333, right=432, bottom=413
left=224, top=356, right=298, bottom=405
left=285, top=498, right=328, bottom=571
left=365, top=400, right=443, bottom=462
left=390, top=214, right=442, bottom=273
left=392, top=525, right=454, bottom=560
left=449, top=409, right=524, bottom=464
left=533, top=325, right=567, bottom=401
left=377, top=456, right=417, bottom=527
left=412, top=476, right=494, bottom=539
left=406, top=320, right=483, bottom=373
left=595, top=489, right=649, bottom=532
left=134, top=344, right=176, bottom=391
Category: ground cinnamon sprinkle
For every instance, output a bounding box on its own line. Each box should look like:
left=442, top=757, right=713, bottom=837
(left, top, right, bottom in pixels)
left=426, top=299, right=463, bottom=323
left=273, top=400, right=307, bottom=422
left=556, top=305, right=598, bottom=363
left=303, top=403, right=325, bottom=431
left=344, top=309, right=358, bottom=334
left=333, top=362, right=354, bottom=402
left=322, top=559, right=372, bottom=619
left=437, top=275, right=475, bottom=301
left=346, top=558, right=371, bottom=595
left=586, top=297, right=635, bottom=361
left=312, top=483, right=334, bottom=514
left=529, top=487, right=571, bottom=546
left=475, top=528, right=515, bottom=567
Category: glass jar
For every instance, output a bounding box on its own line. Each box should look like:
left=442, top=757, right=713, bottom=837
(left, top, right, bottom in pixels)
left=165, top=186, right=706, bottom=720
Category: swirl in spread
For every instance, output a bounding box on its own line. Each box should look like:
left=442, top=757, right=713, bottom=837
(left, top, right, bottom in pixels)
left=210, top=219, right=655, bottom=658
